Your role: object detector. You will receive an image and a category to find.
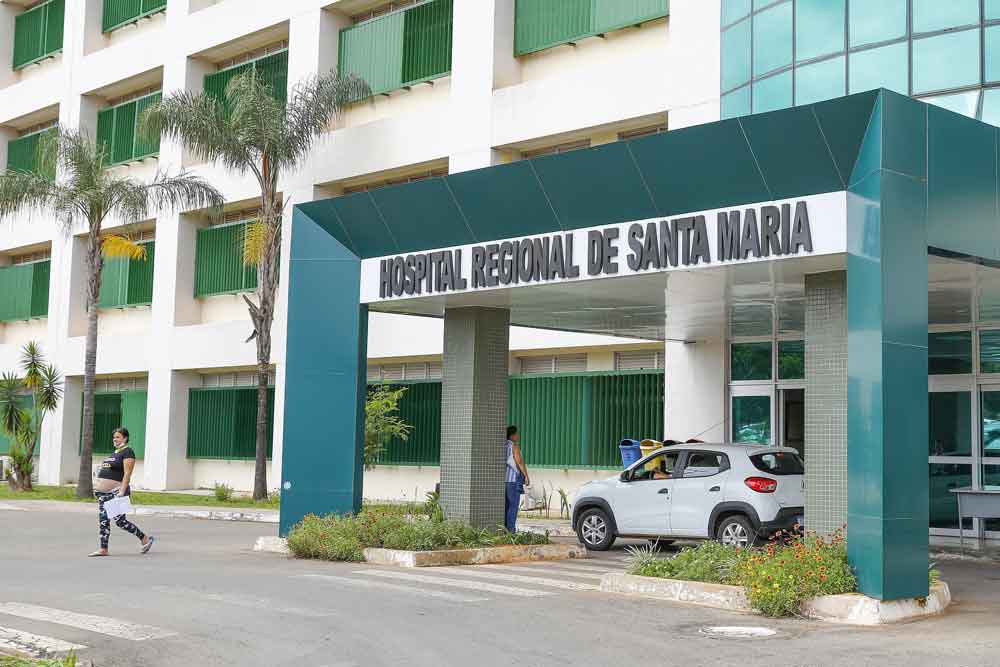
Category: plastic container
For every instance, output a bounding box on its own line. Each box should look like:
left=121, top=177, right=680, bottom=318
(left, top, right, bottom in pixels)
left=640, top=439, right=663, bottom=470
left=619, top=439, right=642, bottom=468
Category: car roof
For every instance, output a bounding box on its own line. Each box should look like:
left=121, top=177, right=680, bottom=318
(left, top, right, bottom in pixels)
left=650, top=443, right=800, bottom=457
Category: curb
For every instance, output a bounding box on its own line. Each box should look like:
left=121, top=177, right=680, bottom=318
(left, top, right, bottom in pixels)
left=363, top=543, right=587, bottom=567
left=600, top=573, right=953, bottom=625
left=519, top=522, right=576, bottom=538
left=134, top=507, right=279, bottom=523
left=254, top=536, right=291, bottom=554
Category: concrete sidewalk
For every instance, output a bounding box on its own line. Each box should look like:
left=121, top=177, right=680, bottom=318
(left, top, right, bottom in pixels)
left=0, top=499, right=279, bottom=523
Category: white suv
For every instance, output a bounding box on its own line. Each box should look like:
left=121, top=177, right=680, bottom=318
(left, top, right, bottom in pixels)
left=572, top=443, right=805, bottom=550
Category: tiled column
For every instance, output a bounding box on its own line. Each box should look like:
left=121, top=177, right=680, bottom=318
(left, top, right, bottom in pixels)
left=440, top=307, right=510, bottom=529
left=804, top=271, right=848, bottom=535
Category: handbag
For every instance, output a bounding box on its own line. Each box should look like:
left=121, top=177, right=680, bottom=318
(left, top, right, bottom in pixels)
left=104, top=495, right=133, bottom=519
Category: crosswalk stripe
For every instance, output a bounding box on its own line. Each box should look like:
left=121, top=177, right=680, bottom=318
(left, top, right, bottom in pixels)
left=297, top=574, right=489, bottom=603
left=0, top=626, right=86, bottom=657
left=355, top=570, right=552, bottom=598
left=478, top=564, right=605, bottom=580
left=151, top=586, right=335, bottom=617
left=441, top=567, right=600, bottom=591
left=520, top=562, right=623, bottom=575
left=0, top=603, right=176, bottom=641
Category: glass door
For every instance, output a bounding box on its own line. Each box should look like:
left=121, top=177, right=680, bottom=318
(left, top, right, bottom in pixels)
left=779, top=388, right=805, bottom=456
left=981, top=385, right=1000, bottom=538
left=928, top=381, right=975, bottom=536
left=730, top=385, right=773, bottom=445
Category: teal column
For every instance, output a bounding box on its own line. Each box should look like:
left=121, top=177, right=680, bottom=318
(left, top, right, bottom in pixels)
left=279, top=208, right=367, bottom=535
left=846, top=91, right=929, bottom=599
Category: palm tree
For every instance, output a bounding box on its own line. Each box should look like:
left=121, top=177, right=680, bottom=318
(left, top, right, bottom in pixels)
left=0, top=128, right=224, bottom=498
left=0, top=341, right=63, bottom=491
left=141, top=70, right=370, bottom=500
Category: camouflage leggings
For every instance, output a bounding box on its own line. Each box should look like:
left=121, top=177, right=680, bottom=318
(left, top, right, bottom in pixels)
left=95, top=490, right=145, bottom=550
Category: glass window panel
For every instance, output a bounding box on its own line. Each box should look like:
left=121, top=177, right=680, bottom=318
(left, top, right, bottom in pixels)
left=912, top=29, right=981, bottom=95
left=796, top=0, right=845, bottom=62
left=733, top=395, right=771, bottom=444
left=982, top=89, right=1000, bottom=128
left=929, top=286, right=972, bottom=325
left=795, top=56, right=846, bottom=105
left=986, top=466, right=1000, bottom=533
left=730, top=304, right=773, bottom=337
left=982, top=390, right=1000, bottom=458
left=989, top=0, right=1000, bottom=21
left=722, top=85, right=751, bottom=119
left=929, top=463, right=972, bottom=529
left=928, top=331, right=973, bottom=375
left=752, top=70, right=793, bottom=113
left=849, top=42, right=909, bottom=95
left=731, top=342, right=773, bottom=381
left=753, top=2, right=793, bottom=76
left=849, top=0, right=907, bottom=48
left=722, top=20, right=752, bottom=90
left=979, top=277, right=1000, bottom=321
left=921, top=90, right=981, bottom=118
left=979, top=331, right=1000, bottom=373
left=929, top=392, right=972, bottom=456
left=912, top=0, right=979, bottom=34
left=722, top=0, right=751, bottom=26
left=777, top=340, right=804, bottom=380
left=777, top=299, right=804, bottom=334
left=987, top=26, right=1000, bottom=84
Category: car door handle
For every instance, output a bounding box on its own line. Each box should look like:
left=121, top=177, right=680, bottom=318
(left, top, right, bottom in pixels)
left=658, top=488, right=669, bottom=495
left=709, top=486, right=721, bottom=492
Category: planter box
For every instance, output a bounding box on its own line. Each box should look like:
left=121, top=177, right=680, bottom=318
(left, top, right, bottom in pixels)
left=363, top=543, right=586, bottom=567
left=601, top=573, right=952, bottom=625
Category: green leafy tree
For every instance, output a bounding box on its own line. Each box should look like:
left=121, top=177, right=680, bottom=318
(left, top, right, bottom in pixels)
left=141, top=70, right=370, bottom=499
left=0, top=342, right=63, bottom=491
left=365, top=386, right=412, bottom=470
left=0, top=128, right=224, bottom=497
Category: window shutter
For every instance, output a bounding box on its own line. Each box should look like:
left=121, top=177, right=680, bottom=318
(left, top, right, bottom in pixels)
left=120, top=391, right=148, bottom=458
left=614, top=350, right=661, bottom=370
left=554, top=354, right=587, bottom=373
left=520, top=356, right=555, bottom=375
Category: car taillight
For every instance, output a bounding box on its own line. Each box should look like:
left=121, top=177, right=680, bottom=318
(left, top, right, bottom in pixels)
left=745, top=477, right=778, bottom=493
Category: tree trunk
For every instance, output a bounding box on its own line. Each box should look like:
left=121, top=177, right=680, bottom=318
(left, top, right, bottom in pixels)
left=76, top=230, right=103, bottom=498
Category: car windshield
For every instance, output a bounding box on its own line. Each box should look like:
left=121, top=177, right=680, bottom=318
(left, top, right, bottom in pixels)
left=750, top=451, right=804, bottom=475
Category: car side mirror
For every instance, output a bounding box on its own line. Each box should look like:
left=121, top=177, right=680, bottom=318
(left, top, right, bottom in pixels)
left=620, top=471, right=631, bottom=482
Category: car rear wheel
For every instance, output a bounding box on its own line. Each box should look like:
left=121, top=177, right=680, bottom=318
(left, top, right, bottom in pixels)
left=577, top=508, right=615, bottom=551
left=716, top=515, right=758, bottom=548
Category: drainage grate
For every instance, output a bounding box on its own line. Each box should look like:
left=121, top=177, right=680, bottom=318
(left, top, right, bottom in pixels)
left=700, top=626, right=777, bottom=639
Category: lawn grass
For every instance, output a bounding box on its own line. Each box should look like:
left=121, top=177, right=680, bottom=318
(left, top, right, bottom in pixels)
left=0, top=484, right=279, bottom=509
left=0, top=655, right=77, bottom=667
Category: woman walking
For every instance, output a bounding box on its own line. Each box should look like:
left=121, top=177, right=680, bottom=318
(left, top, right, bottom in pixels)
left=89, top=427, right=154, bottom=557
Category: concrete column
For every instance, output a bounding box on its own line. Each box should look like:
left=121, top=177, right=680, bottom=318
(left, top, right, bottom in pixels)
left=440, top=307, right=510, bottom=529
left=664, top=0, right=721, bottom=129
left=804, top=271, right=848, bottom=535
left=142, top=370, right=198, bottom=489
left=664, top=339, right=726, bottom=442
left=0, top=4, right=16, bottom=89
left=39, top=375, right=81, bottom=485
left=448, top=0, right=519, bottom=174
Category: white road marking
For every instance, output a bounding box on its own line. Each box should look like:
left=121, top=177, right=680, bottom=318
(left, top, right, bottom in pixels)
left=355, top=570, right=552, bottom=598
left=0, top=626, right=85, bottom=657
left=481, top=564, right=604, bottom=580
left=0, top=504, right=26, bottom=511
left=441, top=567, right=600, bottom=591
left=520, top=561, right=624, bottom=574
left=298, top=574, right=489, bottom=603
left=0, top=603, right=176, bottom=641
left=150, top=586, right=334, bottom=617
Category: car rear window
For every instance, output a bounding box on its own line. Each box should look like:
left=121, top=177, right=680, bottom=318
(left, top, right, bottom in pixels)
left=750, top=451, right=804, bottom=475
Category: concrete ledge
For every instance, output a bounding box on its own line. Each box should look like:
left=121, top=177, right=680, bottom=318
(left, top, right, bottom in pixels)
left=601, top=574, right=952, bottom=625
left=801, top=582, right=952, bottom=625
left=600, top=573, right=751, bottom=611
left=363, top=543, right=587, bottom=567
left=254, top=536, right=290, bottom=555
left=136, top=507, right=279, bottom=523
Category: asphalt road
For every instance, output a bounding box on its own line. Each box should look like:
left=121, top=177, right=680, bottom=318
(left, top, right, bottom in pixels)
left=1, top=505, right=999, bottom=667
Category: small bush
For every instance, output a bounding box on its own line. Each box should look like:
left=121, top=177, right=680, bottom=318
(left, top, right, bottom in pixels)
left=627, top=541, right=745, bottom=584
left=287, top=509, right=549, bottom=561
left=213, top=482, right=233, bottom=502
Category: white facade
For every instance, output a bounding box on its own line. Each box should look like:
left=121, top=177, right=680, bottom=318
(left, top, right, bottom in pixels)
left=0, top=0, right=721, bottom=495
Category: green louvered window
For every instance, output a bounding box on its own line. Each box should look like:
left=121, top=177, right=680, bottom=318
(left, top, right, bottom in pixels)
left=203, top=50, right=289, bottom=111
left=6, top=127, right=57, bottom=178
left=187, top=387, right=275, bottom=459
left=81, top=390, right=148, bottom=458
left=515, top=0, right=668, bottom=56
left=338, top=0, right=453, bottom=97
left=13, top=0, right=64, bottom=70
left=96, top=91, right=162, bottom=166
left=0, top=395, right=33, bottom=456
left=0, top=260, right=50, bottom=322
left=372, top=370, right=664, bottom=468
left=99, top=241, right=155, bottom=309
left=102, top=0, right=166, bottom=33
left=194, top=222, right=257, bottom=297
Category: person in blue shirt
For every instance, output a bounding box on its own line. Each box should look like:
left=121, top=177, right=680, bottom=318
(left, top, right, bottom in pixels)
left=504, top=425, right=530, bottom=533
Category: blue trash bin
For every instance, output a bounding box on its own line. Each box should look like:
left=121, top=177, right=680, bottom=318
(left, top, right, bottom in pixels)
left=619, top=439, right=642, bottom=468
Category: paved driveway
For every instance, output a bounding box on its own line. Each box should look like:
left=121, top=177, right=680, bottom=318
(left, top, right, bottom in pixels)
left=1, top=505, right=998, bottom=667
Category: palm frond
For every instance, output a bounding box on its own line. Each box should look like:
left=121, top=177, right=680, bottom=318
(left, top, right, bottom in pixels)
left=19, top=341, right=44, bottom=389
left=140, top=90, right=257, bottom=176
left=36, top=364, right=63, bottom=414
left=0, top=170, right=61, bottom=220
left=0, top=373, right=26, bottom=438
left=241, top=221, right=272, bottom=266
left=227, top=70, right=286, bottom=154
left=105, top=171, right=224, bottom=226
left=102, top=234, right=148, bottom=260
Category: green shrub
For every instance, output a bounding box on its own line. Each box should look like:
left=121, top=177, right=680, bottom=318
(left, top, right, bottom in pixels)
left=627, top=541, right=745, bottom=584
left=287, top=509, right=549, bottom=561
left=213, top=482, right=233, bottom=502
left=0, top=652, right=78, bottom=667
